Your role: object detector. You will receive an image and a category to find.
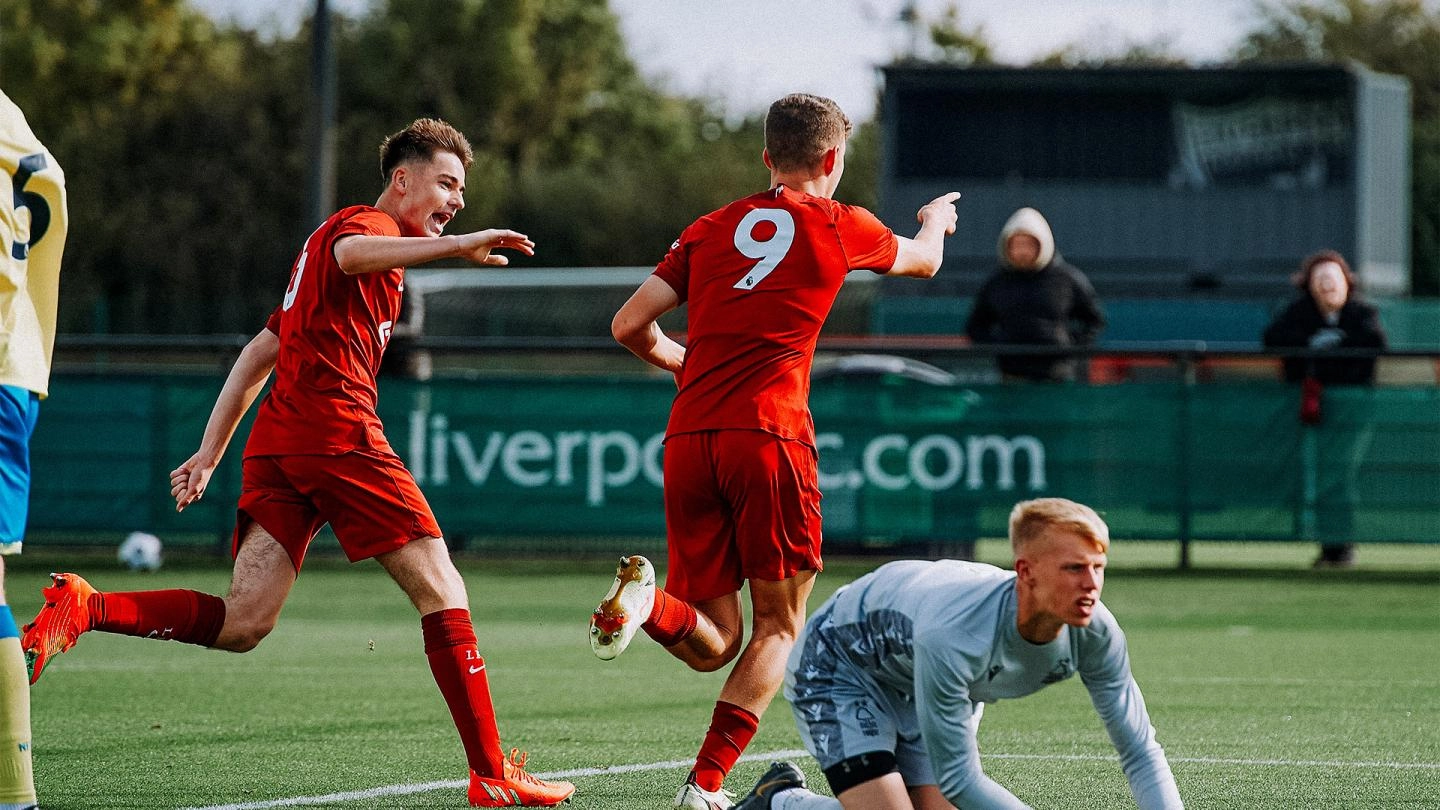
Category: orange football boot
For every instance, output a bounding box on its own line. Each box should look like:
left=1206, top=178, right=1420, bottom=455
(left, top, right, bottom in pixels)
left=468, top=749, right=575, bottom=807
left=20, top=572, right=97, bottom=684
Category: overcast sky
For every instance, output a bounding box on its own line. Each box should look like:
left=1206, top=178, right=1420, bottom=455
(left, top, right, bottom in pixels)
left=192, top=0, right=1267, bottom=119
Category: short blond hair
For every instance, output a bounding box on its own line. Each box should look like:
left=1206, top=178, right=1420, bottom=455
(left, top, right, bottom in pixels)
left=1009, top=498, right=1110, bottom=556
left=764, top=93, right=852, bottom=171
left=379, top=118, right=474, bottom=187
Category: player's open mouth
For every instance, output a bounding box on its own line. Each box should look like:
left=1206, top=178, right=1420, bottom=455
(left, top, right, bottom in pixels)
left=431, top=212, right=452, bottom=231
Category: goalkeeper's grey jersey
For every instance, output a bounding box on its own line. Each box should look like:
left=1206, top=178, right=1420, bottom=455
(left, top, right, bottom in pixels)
left=798, top=559, right=1182, bottom=809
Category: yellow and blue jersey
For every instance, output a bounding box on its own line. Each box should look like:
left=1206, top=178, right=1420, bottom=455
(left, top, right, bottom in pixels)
left=0, top=89, right=67, bottom=399
left=0, top=91, right=65, bottom=549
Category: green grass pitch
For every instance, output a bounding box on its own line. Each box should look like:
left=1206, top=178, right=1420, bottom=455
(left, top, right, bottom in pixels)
left=7, top=542, right=1438, bottom=809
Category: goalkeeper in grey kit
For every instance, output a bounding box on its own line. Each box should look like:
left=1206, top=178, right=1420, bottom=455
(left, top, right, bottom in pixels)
left=735, top=497, right=1182, bottom=810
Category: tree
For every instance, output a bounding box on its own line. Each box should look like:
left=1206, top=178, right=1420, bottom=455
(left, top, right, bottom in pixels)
left=888, top=2, right=994, bottom=66
left=1031, top=37, right=1190, bottom=68
left=927, top=4, right=995, bottom=66
left=0, top=0, right=310, bottom=333
left=330, top=0, right=769, bottom=266
left=1235, top=0, right=1440, bottom=295
left=0, top=0, right=778, bottom=332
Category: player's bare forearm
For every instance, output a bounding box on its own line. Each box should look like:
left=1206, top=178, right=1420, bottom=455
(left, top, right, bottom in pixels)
left=613, top=275, right=683, bottom=372
left=173, top=331, right=276, bottom=511
left=334, top=230, right=534, bottom=274
left=198, top=331, right=276, bottom=465
left=619, top=324, right=686, bottom=375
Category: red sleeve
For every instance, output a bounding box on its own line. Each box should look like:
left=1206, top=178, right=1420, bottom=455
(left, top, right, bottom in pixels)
left=329, top=208, right=401, bottom=266
left=334, top=208, right=401, bottom=240
left=263, top=305, right=282, bottom=335
left=652, top=230, right=692, bottom=303
left=835, top=203, right=899, bottom=274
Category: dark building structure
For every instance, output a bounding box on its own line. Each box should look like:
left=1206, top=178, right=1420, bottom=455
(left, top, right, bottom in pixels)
left=876, top=64, right=1411, bottom=314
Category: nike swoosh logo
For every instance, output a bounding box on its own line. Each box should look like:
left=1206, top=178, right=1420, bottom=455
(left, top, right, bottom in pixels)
left=469, top=664, right=485, bottom=675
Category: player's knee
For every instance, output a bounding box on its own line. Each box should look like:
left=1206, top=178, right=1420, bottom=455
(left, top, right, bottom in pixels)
left=382, top=544, right=468, bottom=613
left=217, top=615, right=278, bottom=652
left=405, top=571, right=468, bottom=613
left=687, top=633, right=743, bottom=672
left=223, top=626, right=272, bottom=653
left=750, top=596, right=808, bottom=638
left=432, top=565, right=468, bottom=607
left=827, top=751, right=899, bottom=797
left=751, top=615, right=803, bottom=647
left=689, top=651, right=736, bottom=673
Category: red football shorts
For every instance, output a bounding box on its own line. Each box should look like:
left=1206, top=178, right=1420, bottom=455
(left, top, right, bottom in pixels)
left=235, top=449, right=442, bottom=571
left=661, top=430, right=823, bottom=603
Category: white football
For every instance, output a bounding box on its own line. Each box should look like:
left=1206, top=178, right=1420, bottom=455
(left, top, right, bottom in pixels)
left=118, top=531, right=164, bottom=572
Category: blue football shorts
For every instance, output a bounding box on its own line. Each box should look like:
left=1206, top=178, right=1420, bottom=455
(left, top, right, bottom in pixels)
left=0, top=384, right=41, bottom=553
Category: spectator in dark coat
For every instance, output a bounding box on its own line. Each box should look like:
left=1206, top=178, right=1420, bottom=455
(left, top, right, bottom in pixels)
left=964, top=207, right=1105, bottom=382
left=1262, top=249, right=1389, bottom=569
left=1263, top=250, right=1388, bottom=386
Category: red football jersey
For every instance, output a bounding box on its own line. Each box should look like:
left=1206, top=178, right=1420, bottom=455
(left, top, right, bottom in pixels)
left=655, top=185, right=898, bottom=446
left=244, top=205, right=404, bottom=457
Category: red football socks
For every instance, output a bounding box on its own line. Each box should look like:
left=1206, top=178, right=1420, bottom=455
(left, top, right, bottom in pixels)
left=642, top=587, right=698, bottom=648
left=691, top=701, right=759, bottom=792
left=92, top=590, right=225, bottom=648
left=422, top=608, right=505, bottom=778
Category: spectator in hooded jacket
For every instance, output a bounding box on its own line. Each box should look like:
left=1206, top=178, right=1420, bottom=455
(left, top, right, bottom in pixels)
left=965, top=207, right=1105, bottom=382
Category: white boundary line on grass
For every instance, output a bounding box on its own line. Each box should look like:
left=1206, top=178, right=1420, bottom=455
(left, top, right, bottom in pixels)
left=182, top=748, right=1440, bottom=810
left=181, top=749, right=809, bottom=810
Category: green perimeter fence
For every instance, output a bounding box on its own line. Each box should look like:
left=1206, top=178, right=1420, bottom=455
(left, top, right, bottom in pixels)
left=27, top=359, right=1440, bottom=556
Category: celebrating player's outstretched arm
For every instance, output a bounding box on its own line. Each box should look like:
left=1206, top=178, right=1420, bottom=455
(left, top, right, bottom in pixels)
left=334, top=228, right=535, bottom=274
left=888, top=191, right=962, bottom=278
